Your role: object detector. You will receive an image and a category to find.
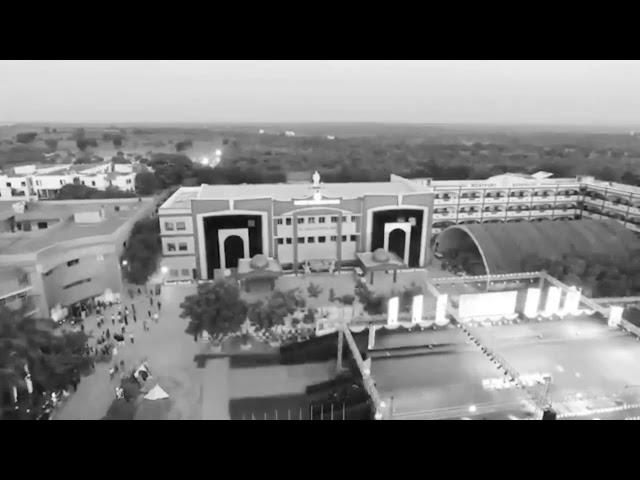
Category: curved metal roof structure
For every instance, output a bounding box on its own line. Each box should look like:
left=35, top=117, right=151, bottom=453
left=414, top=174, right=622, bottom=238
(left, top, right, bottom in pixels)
left=437, top=219, right=640, bottom=276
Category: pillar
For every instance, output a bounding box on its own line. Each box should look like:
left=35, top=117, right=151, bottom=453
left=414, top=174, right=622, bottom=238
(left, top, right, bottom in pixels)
left=411, top=294, right=424, bottom=323
left=387, top=297, right=399, bottom=326
left=543, top=286, right=562, bottom=317
left=435, top=294, right=448, bottom=326
left=336, top=214, right=343, bottom=272
left=561, top=287, right=581, bottom=316
left=370, top=271, right=374, bottom=285
left=368, top=325, right=376, bottom=349
left=292, top=213, right=299, bottom=275
left=608, top=305, right=623, bottom=328
left=523, top=288, right=541, bottom=318
left=337, top=328, right=344, bottom=370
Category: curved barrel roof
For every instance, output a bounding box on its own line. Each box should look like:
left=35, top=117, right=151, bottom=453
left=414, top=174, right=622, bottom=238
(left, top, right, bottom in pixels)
left=438, top=219, right=640, bottom=275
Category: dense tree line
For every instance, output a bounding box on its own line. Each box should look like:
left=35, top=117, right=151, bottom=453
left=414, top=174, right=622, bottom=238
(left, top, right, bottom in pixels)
left=56, top=184, right=136, bottom=200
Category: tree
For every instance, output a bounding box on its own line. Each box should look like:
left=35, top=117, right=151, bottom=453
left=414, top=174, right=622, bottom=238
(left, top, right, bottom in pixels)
left=121, top=217, right=161, bottom=285
left=15, top=132, right=38, bottom=144
left=622, top=171, right=640, bottom=186
left=180, top=281, right=248, bottom=336
left=135, top=171, right=160, bottom=195
left=56, top=184, right=135, bottom=200
left=44, top=139, right=58, bottom=151
left=0, top=307, right=91, bottom=418
left=247, top=289, right=305, bottom=330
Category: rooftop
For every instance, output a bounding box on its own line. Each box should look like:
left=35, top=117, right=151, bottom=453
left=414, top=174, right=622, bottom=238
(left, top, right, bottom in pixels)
left=0, top=198, right=154, bottom=256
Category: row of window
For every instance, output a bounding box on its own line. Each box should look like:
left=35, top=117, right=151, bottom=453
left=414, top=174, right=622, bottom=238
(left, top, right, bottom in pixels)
left=169, top=268, right=192, bottom=277
left=166, top=242, right=189, bottom=252
left=276, top=234, right=359, bottom=245
left=164, top=221, right=187, bottom=231
left=16, top=221, right=48, bottom=231
left=276, top=215, right=358, bottom=226
left=63, top=278, right=91, bottom=290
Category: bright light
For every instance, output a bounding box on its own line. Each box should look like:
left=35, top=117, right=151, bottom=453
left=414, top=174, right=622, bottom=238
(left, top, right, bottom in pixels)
left=161, top=266, right=169, bottom=274
left=468, top=405, right=477, bottom=413
left=374, top=412, right=383, bottom=420
left=201, top=157, right=209, bottom=164
left=121, top=260, right=128, bottom=266
left=215, top=149, right=222, bottom=156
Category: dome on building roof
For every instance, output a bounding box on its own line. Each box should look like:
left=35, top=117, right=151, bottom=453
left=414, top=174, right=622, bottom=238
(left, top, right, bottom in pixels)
left=372, top=248, right=390, bottom=263
left=250, top=254, right=269, bottom=270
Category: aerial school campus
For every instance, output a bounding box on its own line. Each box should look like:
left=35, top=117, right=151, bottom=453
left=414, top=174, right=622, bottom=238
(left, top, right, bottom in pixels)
left=4, top=159, right=640, bottom=419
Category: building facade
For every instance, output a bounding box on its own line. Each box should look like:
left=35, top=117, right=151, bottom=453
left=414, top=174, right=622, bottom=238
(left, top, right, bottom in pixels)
left=0, top=197, right=156, bottom=318
left=158, top=171, right=640, bottom=282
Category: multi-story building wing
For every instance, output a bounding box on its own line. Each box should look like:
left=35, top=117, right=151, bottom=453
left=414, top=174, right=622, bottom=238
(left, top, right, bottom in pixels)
left=157, top=171, right=640, bottom=282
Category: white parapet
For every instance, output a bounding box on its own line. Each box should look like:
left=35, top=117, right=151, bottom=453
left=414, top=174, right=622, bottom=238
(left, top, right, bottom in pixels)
left=387, top=297, right=399, bottom=326
left=608, top=305, right=623, bottom=328
left=435, top=294, right=449, bottom=326
left=523, top=288, right=542, bottom=318
left=561, top=287, right=582, bottom=316
left=411, top=294, right=424, bottom=324
left=543, top=286, right=562, bottom=317
left=368, top=325, right=376, bottom=350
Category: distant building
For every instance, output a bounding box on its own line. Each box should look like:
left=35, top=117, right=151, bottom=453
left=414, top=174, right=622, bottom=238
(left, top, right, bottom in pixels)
left=0, top=161, right=137, bottom=200
left=284, top=131, right=296, bottom=137
left=0, top=198, right=155, bottom=318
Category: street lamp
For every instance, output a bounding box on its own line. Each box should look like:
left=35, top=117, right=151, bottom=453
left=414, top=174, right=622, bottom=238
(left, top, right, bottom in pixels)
left=122, top=260, right=128, bottom=267
left=161, top=266, right=169, bottom=275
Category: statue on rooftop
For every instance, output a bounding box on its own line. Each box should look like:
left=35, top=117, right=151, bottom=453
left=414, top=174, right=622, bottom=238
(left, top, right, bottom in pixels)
left=312, top=170, right=321, bottom=187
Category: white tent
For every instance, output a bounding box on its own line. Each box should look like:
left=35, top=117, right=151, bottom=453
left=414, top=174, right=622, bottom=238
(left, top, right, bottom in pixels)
left=144, top=384, right=170, bottom=401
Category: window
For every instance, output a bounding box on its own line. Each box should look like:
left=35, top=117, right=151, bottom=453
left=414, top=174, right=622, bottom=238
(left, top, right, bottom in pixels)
left=126, top=179, right=132, bottom=184
left=277, top=238, right=284, bottom=245
left=351, top=216, right=357, bottom=223
left=330, top=235, right=337, bottom=242
left=277, top=218, right=283, bottom=225
left=285, top=218, right=292, bottom=226
left=307, top=237, right=315, bottom=243
left=37, top=222, right=47, bottom=230
left=318, top=236, right=326, bottom=243
left=22, top=222, right=31, bottom=232
left=308, top=217, right=315, bottom=224
left=114, top=206, right=120, bottom=212
left=330, top=216, right=338, bottom=223
left=181, top=269, right=190, bottom=276
left=169, top=269, right=179, bottom=277
left=176, top=222, right=186, bottom=231
left=297, top=217, right=305, bottom=224
left=20, top=181, right=26, bottom=187
left=285, top=237, right=292, bottom=245
left=342, top=216, right=347, bottom=222
left=341, top=235, right=347, bottom=242
left=318, top=217, right=326, bottom=224
left=66, top=259, right=79, bottom=267
left=60, top=180, right=64, bottom=185
left=167, top=243, right=176, bottom=252
left=91, top=181, right=96, bottom=187
left=43, top=268, right=55, bottom=277
left=248, top=220, right=255, bottom=227
left=63, top=278, right=91, bottom=290
left=298, top=237, right=305, bottom=244
left=164, top=222, right=175, bottom=231
left=350, top=235, right=357, bottom=242
left=178, top=242, right=188, bottom=251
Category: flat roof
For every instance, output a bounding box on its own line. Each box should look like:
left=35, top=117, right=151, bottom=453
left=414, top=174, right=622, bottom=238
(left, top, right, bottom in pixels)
left=0, top=199, right=154, bottom=256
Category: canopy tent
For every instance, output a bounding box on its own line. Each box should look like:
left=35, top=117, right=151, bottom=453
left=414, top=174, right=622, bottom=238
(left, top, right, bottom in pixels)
left=144, top=384, right=169, bottom=401
left=356, top=249, right=407, bottom=284
left=236, top=255, right=283, bottom=292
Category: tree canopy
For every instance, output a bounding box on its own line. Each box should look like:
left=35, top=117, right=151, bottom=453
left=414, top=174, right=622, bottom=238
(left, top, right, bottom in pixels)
left=56, top=184, right=136, bottom=200
left=135, top=171, right=160, bottom=196
left=180, top=280, right=248, bottom=336
left=0, top=307, right=91, bottom=418
left=121, top=217, right=161, bottom=285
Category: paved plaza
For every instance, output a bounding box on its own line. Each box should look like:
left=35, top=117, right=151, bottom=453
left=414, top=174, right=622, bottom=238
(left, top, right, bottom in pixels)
left=54, top=283, right=208, bottom=420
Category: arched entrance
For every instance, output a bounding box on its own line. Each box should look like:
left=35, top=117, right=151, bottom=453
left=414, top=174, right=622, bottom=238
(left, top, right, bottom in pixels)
left=388, top=228, right=406, bottom=263
left=224, top=235, right=245, bottom=269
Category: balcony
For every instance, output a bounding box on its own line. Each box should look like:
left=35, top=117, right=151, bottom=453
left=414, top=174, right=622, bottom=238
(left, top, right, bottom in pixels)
left=458, top=195, right=483, bottom=204
left=555, top=195, right=580, bottom=202
left=509, top=196, right=532, bottom=203
left=483, top=195, right=507, bottom=204
left=434, top=196, right=458, bottom=205
left=602, top=200, right=630, bottom=212
left=457, top=210, right=481, bottom=219
left=433, top=211, right=456, bottom=220
left=530, top=209, right=553, bottom=216
left=482, top=210, right=506, bottom=219
left=506, top=210, right=530, bottom=217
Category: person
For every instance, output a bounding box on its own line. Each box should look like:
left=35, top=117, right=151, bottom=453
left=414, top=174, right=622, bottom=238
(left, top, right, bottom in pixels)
left=111, top=315, right=115, bottom=325
left=138, top=287, right=142, bottom=295
left=129, top=333, right=135, bottom=344
left=148, top=310, right=152, bottom=318
left=121, top=325, right=126, bottom=335
left=150, top=297, right=153, bottom=306
left=157, top=301, right=161, bottom=310
left=124, top=316, right=128, bottom=326
left=109, top=367, right=115, bottom=380
left=133, top=313, right=137, bottom=323
left=143, top=320, right=148, bottom=332
left=120, top=359, right=125, bottom=369
left=106, top=328, right=110, bottom=339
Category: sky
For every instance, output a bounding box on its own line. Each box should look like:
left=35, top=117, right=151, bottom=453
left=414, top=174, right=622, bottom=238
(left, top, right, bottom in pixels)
left=2, top=60, right=640, bottom=126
